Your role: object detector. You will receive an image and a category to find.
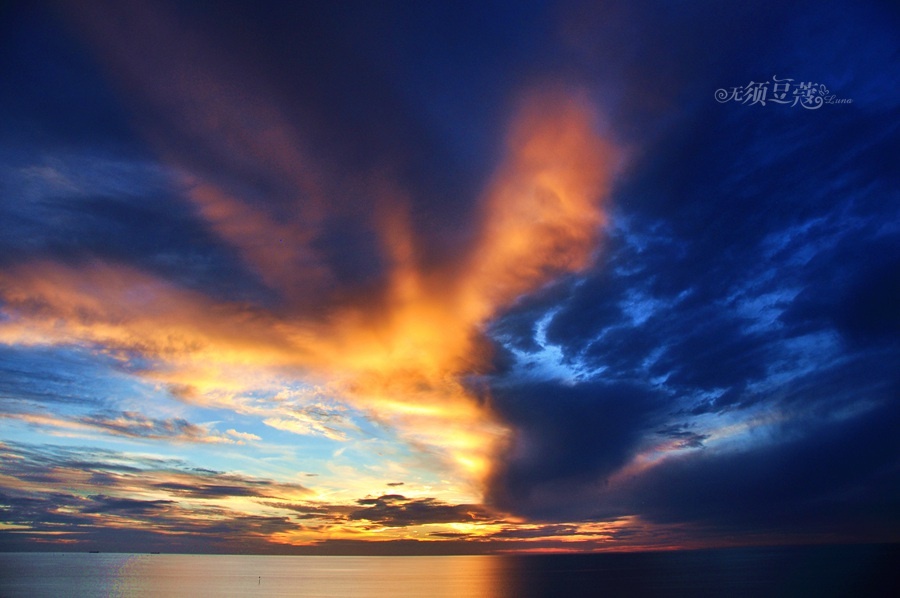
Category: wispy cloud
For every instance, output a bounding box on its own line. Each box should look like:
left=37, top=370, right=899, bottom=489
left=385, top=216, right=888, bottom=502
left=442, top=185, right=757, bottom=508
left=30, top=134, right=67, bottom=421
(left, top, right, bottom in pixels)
left=0, top=410, right=256, bottom=445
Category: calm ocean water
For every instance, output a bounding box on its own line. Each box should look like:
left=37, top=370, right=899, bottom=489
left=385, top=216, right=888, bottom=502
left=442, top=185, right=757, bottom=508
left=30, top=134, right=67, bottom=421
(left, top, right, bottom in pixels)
left=1, top=545, right=897, bottom=597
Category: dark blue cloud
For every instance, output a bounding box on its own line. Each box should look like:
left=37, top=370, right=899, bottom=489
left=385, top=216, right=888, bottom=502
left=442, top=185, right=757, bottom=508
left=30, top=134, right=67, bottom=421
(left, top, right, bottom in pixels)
left=486, top=381, right=663, bottom=519
left=54, top=0, right=563, bottom=276
left=0, top=2, right=138, bottom=153
left=81, top=494, right=175, bottom=515
left=484, top=0, right=900, bottom=542
left=0, top=3, right=283, bottom=302
left=617, top=398, right=900, bottom=538
left=0, top=161, right=263, bottom=297
left=783, top=233, right=900, bottom=347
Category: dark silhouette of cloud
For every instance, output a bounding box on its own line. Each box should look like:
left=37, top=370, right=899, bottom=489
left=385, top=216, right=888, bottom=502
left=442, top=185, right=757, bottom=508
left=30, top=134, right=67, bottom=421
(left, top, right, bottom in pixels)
left=486, top=381, right=664, bottom=519
left=349, top=494, right=497, bottom=527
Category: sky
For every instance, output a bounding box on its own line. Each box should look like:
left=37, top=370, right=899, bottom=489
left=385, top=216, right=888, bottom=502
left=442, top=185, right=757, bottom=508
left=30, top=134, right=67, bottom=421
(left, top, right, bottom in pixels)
left=0, top=0, right=898, bottom=554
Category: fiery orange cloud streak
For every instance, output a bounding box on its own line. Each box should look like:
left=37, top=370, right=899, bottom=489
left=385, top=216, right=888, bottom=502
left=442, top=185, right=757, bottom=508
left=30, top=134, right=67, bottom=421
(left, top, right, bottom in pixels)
left=0, top=91, right=614, bottom=498
left=467, top=91, right=612, bottom=316
left=3, top=2, right=616, bottom=499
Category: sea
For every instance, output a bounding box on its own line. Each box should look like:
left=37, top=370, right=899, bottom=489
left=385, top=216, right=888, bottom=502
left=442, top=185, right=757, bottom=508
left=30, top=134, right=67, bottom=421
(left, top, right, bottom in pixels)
left=1, top=544, right=897, bottom=597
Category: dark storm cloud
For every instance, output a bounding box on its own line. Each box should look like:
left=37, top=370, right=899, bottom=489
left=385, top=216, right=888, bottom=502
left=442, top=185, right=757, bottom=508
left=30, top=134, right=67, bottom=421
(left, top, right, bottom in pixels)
left=616, top=399, right=900, bottom=539
left=486, top=367, right=900, bottom=538
left=483, top=0, right=899, bottom=542
left=487, top=280, right=578, bottom=354
left=486, top=381, right=663, bottom=519
left=543, top=270, right=626, bottom=352
left=0, top=2, right=137, bottom=152
left=716, top=346, right=899, bottom=417
left=781, top=232, right=900, bottom=346
left=647, top=311, right=771, bottom=392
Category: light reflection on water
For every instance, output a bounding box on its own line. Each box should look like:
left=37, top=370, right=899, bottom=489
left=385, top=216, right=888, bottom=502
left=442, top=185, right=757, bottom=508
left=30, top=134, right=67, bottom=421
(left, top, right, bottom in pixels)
left=3, top=553, right=514, bottom=598
left=1, top=545, right=897, bottom=598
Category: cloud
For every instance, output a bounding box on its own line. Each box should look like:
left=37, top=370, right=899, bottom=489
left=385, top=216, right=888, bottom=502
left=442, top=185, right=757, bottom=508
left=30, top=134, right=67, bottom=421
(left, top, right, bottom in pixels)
left=483, top=360, right=900, bottom=541
left=225, top=429, right=261, bottom=443
left=0, top=2, right=138, bottom=152
left=0, top=441, right=309, bottom=497
left=616, top=399, right=900, bottom=540
left=349, top=494, right=498, bottom=527
left=655, top=424, right=709, bottom=449
left=153, top=481, right=271, bottom=500
left=473, top=0, right=898, bottom=538
left=784, top=234, right=900, bottom=348
left=0, top=33, right=617, bottom=494
left=2, top=441, right=598, bottom=552
left=2, top=0, right=898, bottom=552
left=80, top=494, right=175, bottom=515
left=0, top=409, right=256, bottom=446
left=79, top=411, right=253, bottom=444
left=486, top=381, right=663, bottom=519
left=0, top=441, right=319, bottom=550
left=263, top=402, right=357, bottom=441
left=0, top=345, right=110, bottom=408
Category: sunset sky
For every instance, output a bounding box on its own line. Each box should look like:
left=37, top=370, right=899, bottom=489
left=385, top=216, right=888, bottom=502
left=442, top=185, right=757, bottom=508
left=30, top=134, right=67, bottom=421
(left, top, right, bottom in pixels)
left=1, top=0, right=898, bottom=554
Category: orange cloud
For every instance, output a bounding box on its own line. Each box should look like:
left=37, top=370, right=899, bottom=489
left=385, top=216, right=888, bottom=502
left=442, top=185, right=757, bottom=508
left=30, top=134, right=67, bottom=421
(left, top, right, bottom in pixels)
left=0, top=90, right=614, bottom=500
left=465, top=90, right=613, bottom=318
left=4, top=1, right=617, bottom=503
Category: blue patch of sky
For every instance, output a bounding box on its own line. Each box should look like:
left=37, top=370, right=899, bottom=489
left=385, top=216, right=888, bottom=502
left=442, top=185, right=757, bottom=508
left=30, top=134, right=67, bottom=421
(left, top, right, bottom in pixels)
left=619, top=288, right=665, bottom=327
left=0, top=345, right=131, bottom=411
left=499, top=307, right=607, bottom=386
